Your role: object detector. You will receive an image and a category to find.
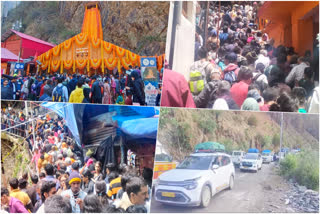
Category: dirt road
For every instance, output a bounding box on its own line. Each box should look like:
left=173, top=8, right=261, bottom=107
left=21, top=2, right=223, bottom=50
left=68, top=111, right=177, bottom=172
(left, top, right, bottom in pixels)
left=151, top=162, right=293, bottom=213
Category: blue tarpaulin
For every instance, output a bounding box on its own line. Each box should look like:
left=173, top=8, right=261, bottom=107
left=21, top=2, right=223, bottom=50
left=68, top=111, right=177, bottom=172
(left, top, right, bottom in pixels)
left=40, top=103, right=158, bottom=144
left=262, top=150, right=271, bottom=153
left=40, top=102, right=80, bottom=145
left=248, top=148, right=259, bottom=153
left=120, top=117, right=158, bottom=140
left=127, top=106, right=159, bottom=117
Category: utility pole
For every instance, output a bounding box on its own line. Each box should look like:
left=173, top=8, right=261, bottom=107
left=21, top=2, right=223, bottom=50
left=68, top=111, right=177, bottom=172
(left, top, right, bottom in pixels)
left=279, top=112, right=284, bottom=160
left=25, top=101, right=29, bottom=137
left=169, top=1, right=181, bottom=70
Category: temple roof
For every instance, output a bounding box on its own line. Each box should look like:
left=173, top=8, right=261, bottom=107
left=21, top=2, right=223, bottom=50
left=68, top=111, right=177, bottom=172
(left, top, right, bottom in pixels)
left=81, top=2, right=103, bottom=40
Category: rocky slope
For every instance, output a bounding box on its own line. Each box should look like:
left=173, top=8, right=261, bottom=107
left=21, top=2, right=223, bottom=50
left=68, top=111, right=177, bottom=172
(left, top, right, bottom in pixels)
left=2, top=1, right=169, bottom=56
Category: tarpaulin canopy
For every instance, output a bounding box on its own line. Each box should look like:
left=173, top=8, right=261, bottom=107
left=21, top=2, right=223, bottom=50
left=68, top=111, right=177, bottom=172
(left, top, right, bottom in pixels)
left=1, top=48, right=21, bottom=62
left=119, top=117, right=159, bottom=140
left=262, top=150, right=271, bottom=153
left=127, top=106, right=160, bottom=117
left=40, top=102, right=80, bottom=145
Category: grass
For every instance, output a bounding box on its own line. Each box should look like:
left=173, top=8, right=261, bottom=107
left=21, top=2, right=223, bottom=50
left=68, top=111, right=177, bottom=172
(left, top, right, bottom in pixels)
left=280, top=150, right=319, bottom=191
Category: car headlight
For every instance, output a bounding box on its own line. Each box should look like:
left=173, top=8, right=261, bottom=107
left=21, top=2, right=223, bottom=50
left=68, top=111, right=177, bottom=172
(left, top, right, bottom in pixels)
left=154, top=178, right=160, bottom=186
left=183, top=177, right=200, bottom=190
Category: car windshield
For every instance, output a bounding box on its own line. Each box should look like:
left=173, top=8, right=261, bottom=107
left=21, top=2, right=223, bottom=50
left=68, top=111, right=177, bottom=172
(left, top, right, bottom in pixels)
left=233, top=152, right=241, bottom=156
left=262, top=153, right=269, bottom=156
left=244, top=153, right=258, bottom=160
left=176, top=156, right=213, bottom=170
left=155, top=154, right=172, bottom=162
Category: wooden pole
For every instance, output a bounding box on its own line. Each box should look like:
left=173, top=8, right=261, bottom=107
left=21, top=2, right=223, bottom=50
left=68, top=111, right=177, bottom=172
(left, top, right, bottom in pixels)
left=204, top=1, right=210, bottom=55
left=217, top=1, right=221, bottom=48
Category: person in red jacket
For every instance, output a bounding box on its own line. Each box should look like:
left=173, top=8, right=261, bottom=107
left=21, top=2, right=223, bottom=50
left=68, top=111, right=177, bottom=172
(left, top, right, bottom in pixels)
left=161, top=69, right=196, bottom=108
left=230, top=66, right=253, bottom=107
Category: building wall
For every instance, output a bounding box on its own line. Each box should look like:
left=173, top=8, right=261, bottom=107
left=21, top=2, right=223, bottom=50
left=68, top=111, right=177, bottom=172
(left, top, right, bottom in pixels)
left=165, top=1, right=196, bottom=81
left=3, top=33, right=55, bottom=60
left=20, top=38, right=53, bottom=59
left=291, top=2, right=318, bottom=55
left=259, top=2, right=318, bottom=56
left=3, top=34, right=21, bottom=57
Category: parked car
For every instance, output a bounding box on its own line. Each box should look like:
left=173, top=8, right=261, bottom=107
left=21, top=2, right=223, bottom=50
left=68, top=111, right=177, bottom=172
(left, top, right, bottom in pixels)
left=262, top=150, right=273, bottom=163
left=154, top=152, right=235, bottom=207
left=231, top=150, right=245, bottom=166
left=153, top=153, right=177, bottom=181
left=240, top=153, right=262, bottom=172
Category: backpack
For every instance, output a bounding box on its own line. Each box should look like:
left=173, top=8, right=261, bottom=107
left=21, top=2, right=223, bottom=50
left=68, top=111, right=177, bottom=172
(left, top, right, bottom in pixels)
left=31, top=83, right=37, bottom=95
left=189, top=62, right=210, bottom=95
left=224, top=69, right=237, bottom=85
left=53, top=86, right=64, bottom=102
left=206, top=81, right=220, bottom=108
left=251, top=73, right=262, bottom=87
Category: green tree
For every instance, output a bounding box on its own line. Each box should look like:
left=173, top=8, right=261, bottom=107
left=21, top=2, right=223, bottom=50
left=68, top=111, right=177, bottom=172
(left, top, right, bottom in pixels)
left=272, top=133, right=280, bottom=149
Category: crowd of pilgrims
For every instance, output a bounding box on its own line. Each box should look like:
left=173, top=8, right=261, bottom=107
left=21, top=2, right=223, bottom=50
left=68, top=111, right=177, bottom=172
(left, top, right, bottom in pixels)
left=1, top=66, right=162, bottom=106
left=161, top=2, right=319, bottom=113
left=1, top=112, right=153, bottom=213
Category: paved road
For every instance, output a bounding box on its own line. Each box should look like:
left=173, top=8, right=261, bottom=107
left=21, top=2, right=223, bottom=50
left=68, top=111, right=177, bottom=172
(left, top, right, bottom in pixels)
left=151, top=162, right=284, bottom=213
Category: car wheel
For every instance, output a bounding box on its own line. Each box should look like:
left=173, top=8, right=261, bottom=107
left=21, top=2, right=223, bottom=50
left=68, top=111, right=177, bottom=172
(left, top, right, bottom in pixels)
left=228, top=175, right=234, bottom=190
left=200, top=185, right=211, bottom=208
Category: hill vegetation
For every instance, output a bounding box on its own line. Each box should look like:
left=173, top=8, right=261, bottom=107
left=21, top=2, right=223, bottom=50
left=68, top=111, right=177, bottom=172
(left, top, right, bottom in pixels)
left=158, top=108, right=319, bottom=161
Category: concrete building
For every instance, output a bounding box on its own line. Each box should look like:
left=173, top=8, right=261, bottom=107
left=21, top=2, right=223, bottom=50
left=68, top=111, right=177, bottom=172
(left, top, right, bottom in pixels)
left=165, top=1, right=197, bottom=81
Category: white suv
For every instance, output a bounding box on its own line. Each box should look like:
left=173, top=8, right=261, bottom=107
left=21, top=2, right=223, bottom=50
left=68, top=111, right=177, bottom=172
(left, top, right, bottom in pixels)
left=231, top=151, right=245, bottom=166
left=262, top=152, right=273, bottom=163
left=154, top=152, right=235, bottom=207
left=240, top=153, right=262, bottom=172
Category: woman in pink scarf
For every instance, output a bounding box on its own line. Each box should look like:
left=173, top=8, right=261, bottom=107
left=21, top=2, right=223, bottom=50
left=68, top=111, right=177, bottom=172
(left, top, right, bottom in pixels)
left=102, top=78, right=112, bottom=104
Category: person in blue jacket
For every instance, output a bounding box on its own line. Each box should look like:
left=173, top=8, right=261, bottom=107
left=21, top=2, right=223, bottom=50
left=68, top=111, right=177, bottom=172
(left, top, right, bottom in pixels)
left=1, top=79, right=13, bottom=100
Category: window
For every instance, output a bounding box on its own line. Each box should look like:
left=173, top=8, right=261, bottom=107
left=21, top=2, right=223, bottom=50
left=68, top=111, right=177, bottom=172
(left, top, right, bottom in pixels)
left=221, top=156, right=230, bottom=166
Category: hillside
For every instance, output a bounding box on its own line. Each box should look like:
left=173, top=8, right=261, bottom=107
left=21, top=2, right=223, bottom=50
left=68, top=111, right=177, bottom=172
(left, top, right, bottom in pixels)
left=2, top=1, right=169, bottom=56
left=158, top=108, right=319, bottom=161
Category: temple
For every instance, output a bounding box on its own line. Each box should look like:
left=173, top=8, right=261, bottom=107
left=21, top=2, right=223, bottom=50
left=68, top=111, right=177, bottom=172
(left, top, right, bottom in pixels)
left=38, top=2, right=164, bottom=75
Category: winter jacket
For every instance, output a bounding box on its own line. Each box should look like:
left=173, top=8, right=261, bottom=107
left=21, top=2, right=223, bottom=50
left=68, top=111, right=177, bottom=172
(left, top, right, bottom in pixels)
left=194, top=80, right=220, bottom=108
left=69, top=87, right=84, bottom=103
left=285, top=62, right=309, bottom=86
left=230, top=81, right=250, bottom=107
left=39, top=94, right=52, bottom=101
left=219, top=94, right=239, bottom=110
left=1, top=85, right=13, bottom=100
left=67, top=78, right=77, bottom=94
left=116, top=95, right=125, bottom=105
left=161, top=69, right=196, bottom=108
left=130, top=71, right=145, bottom=105
left=82, top=88, right=91, bottom=103
left=91, top=81, right=102, bottom=103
